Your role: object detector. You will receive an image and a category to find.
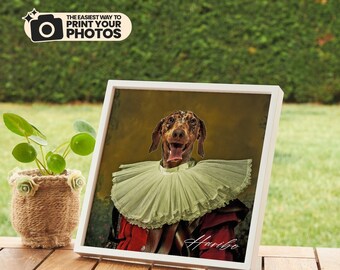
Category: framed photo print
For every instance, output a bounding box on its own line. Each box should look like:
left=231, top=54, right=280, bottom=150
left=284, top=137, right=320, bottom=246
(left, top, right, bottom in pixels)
left=75, top=80, right=283, bottom=270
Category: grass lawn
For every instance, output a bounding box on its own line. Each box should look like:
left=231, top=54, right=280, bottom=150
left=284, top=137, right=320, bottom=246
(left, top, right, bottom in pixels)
left=0, top=103, right=339, bottom=247
left=262, top=104, right=340, bottom=247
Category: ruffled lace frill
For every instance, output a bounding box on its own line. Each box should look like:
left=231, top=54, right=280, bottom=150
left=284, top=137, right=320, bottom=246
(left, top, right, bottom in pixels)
left=111, top=159, right=252, bottom=229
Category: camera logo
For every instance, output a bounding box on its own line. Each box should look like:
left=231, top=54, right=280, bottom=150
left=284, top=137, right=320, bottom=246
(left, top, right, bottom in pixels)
left=23, top=9, right=63, bottom=42
left=30, top=14, right=63, bottom=42
left=23, top=9, right=132, bottom=43
left=22, top=8, right=64, bottom=42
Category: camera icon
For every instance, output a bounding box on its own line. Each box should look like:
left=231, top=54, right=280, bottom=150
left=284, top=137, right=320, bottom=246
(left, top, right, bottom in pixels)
left=30, top=14, right=63, bottom=42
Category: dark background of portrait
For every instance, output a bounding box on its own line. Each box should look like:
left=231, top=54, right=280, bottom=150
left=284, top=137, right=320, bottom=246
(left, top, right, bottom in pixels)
left=84, top=88, right=271, bottom=260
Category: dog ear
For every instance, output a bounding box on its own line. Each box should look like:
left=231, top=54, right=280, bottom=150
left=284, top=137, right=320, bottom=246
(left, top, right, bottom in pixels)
left=149, top=118, right=165, bottom=153
left=197, top=119, right=206, bottom=158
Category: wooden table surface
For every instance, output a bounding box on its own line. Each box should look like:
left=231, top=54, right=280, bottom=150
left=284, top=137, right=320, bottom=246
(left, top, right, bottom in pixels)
left=0, top=237, right=339, bottom=270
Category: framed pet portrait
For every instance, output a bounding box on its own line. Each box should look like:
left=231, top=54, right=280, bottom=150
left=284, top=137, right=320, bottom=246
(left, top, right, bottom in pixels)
left=75, top=80, right=283, bottom=270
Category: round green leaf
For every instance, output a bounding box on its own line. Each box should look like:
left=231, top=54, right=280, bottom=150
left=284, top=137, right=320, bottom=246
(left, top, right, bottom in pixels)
left=46, top=151, right=53, bottom=160
left=3, top=113, right=34, bottom=137
left=73, top=120, right=96, bottom=138
left=12, top=143, right=37, bottom=163
left=70, top=132, right=95, bottom=156
left=47, top=154, right=66, bottom=174
left=29, top=135, right=48, bottom=146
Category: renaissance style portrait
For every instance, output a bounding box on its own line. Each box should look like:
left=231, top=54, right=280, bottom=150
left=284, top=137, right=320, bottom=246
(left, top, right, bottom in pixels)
left=75, top=81, right=283, bottom=270
left=106, top=109, right=252, bottom=261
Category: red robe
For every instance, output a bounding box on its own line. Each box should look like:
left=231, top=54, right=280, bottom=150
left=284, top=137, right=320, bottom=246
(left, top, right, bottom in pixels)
left=114, top=199, right=248, bottom=261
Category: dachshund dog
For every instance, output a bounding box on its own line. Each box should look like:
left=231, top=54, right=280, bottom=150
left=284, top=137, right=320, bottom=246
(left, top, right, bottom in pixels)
left=149, top=110, right=206, bottom=168
left=107, top=110, right=249, bottom=261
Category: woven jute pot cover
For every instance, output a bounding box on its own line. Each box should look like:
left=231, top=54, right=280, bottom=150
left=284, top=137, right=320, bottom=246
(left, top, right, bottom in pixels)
left=8, top=169, right=83, bottom=249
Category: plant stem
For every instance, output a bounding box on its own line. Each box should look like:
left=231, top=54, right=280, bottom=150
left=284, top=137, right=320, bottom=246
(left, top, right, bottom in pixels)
left=36, top=158, right=51, bottom=175
left=35, top=159, right=45, bottom=175
left=55, top=141, right=70, bottom=153
left=40, top=145, right=47, bottom=168
left=25, top=136, right=46, bottom=174
left=63, top=143, right=71, bottom=158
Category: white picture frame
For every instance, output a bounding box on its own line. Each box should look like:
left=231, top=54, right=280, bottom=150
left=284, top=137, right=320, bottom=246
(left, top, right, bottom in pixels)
left=75, top=80, right=283, bottom=270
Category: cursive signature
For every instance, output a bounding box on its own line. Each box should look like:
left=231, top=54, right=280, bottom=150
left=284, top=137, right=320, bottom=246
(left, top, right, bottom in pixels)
left=184, top=234, right=239, bottom=251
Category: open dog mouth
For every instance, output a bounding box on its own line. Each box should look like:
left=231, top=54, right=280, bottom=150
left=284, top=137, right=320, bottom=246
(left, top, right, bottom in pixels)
left=167, top=142, right=187, bottom=162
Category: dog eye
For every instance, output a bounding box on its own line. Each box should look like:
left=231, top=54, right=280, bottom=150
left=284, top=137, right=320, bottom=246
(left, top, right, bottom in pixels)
left=189, top=118, right=197, bottom=125
left=168, top=117, right=175, bottom=124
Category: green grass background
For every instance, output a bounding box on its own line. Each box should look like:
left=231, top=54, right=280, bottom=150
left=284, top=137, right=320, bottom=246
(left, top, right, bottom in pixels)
left=0, top=103, right=339, bottom=247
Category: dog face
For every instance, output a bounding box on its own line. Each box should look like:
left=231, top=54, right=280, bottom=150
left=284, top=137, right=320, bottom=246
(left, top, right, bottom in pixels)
left=149, top=110, right=206, bottom=168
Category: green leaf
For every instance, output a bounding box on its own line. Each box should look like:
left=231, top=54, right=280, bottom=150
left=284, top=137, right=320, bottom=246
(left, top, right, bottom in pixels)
left=12, top=143, right=37, bottom=163
left=29, top=135, right=48, bottom=146
left=73, top=120, right=96, bottom=138
left=70, top=132, right=95, bottom=156
left=47, top=153, right=66, bottom=174
left=31, top=124, right=46, bottom=139
left=46, top=151, right=53, bottom=160
left=3, top=113, right=34, bottom=137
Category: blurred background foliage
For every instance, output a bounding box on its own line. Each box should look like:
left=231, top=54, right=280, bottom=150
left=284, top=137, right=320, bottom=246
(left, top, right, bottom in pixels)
left=0, top=0, right=339, bottom=103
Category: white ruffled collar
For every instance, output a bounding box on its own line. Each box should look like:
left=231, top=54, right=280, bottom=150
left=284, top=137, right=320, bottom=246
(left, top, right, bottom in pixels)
left=159, top=160, right=195, bottom=174
left=111, top=159, right=252, bottom=229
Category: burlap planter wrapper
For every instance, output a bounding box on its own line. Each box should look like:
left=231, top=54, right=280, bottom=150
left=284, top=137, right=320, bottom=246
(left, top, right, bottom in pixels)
left=8, top=169, right=84, bottom=249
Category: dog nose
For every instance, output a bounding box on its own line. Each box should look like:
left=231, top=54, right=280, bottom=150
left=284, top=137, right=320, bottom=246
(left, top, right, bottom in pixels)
left=172, top=129, right=185, bottom=139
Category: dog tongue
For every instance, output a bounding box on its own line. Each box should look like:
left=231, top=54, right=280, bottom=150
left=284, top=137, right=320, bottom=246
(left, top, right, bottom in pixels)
left=167, top=145, right=183, bottom=162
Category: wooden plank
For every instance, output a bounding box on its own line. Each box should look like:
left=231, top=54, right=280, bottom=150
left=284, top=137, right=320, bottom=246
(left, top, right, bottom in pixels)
left=152, top=265, right=202, bottom=270
left=0, top=247, right=52, bottom=270
left=316, top=247, right=340, bottom=270
left=152, top=267, right=177, bottom=270
left=0, top=237, right=74, bottom=250
left=95, top=260, right=150, bottom=270
left=264, top=257, right=318, bottom=270
left=152, top=266, right=184, bottom=270
left=0, top=237, right=27, bottom=248
left=58, top=239, right=75, bottom=250
left=37, top=249, right=98, bottom=270
left=259, top=245, right=315, bottom=258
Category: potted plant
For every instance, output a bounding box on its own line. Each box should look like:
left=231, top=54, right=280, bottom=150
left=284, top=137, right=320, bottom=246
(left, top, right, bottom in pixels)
left=3, top=113, right=96, bottom=248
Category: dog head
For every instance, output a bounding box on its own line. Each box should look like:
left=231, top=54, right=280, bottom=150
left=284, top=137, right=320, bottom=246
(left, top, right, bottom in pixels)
left=149, top=110, right=206, bottom=168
